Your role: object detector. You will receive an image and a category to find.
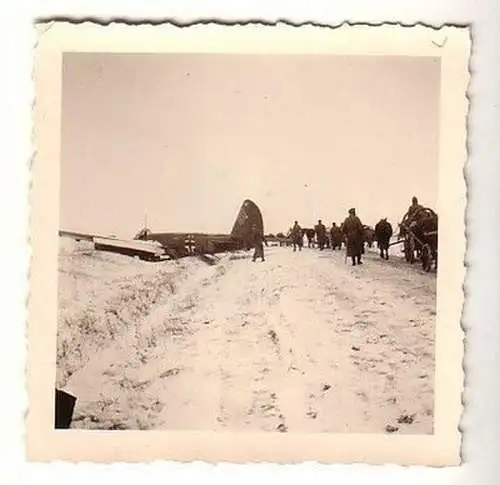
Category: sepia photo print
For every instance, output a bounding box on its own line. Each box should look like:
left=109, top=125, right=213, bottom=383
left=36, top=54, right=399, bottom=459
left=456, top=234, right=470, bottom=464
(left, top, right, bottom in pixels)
left=28, top=23, right=469, bottom=465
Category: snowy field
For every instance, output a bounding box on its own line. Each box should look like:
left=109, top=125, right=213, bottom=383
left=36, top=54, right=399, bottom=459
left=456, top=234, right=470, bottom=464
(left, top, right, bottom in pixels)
left=57, top=237, right=436, bottom=434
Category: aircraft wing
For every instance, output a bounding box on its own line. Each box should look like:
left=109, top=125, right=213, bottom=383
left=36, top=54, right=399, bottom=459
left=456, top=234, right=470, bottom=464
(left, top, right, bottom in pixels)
left=60, top=199, right=265, bottom=262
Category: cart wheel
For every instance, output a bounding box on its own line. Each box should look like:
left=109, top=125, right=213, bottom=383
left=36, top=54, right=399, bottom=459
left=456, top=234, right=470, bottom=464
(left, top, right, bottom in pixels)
left=422, top=244, right=432, bottom=272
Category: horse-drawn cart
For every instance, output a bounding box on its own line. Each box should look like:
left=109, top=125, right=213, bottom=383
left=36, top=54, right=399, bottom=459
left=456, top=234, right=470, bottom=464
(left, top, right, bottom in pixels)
left=390, top=207, right=438, bottom=272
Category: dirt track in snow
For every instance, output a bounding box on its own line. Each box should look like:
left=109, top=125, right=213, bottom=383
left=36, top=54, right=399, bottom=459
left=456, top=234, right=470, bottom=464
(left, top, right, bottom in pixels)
left=58, top=240, right=436, bottom=434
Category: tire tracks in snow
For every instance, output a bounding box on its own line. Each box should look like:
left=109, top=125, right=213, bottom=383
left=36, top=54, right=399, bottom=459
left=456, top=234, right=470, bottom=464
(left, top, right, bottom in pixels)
left=68, top=246, right=436, bottom=433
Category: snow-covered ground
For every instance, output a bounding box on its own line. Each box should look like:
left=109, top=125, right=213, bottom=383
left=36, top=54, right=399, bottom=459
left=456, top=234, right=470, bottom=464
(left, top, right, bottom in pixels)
left=57, top=238, right=436, bottom=434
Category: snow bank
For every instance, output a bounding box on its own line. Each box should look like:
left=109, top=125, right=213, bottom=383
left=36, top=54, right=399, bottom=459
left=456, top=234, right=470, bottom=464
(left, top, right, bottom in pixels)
left=56, top=238, right=203, bottom=388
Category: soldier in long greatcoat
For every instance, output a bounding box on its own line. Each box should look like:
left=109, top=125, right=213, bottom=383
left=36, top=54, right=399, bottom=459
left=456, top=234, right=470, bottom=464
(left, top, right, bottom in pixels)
left=342, top=208, right=364, bottom=266
left=314, top=219, right=327, bottom=250
left=290, top=221, right=303, bottom=252
left=330, top=222, right=342, bottom=250
left=251, top=225, right=265, bottom=262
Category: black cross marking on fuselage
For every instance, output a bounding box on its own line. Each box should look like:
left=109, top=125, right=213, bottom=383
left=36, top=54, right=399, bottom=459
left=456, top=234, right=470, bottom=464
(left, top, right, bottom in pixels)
left=185, top=235, right=196, bottom=255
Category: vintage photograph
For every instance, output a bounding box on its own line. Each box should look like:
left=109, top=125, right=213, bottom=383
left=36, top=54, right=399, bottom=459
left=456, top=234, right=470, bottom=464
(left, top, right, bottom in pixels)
left=29, top=23, right=468, bottom=464
left=56, top=51, right=440, bottom=434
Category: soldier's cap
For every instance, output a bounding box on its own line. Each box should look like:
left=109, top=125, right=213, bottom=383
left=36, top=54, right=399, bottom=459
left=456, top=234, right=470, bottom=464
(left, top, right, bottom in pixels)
left=349, top=208, right=355, bottom=214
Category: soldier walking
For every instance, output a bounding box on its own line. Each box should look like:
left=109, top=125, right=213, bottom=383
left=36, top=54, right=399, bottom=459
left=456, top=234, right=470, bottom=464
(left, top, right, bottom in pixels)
left=342, top=208, right=364, bottom=266
left=290, top=221, right=303, bottom=252
left=330, top=222, right=342, bottom=250
left=251, top=225, right=265, bottom=262
left=314, top=219, right=327, bottom=250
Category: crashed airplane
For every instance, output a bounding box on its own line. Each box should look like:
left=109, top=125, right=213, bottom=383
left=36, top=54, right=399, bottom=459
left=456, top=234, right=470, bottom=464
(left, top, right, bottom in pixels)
left=59, top=199, right=265, bottom=262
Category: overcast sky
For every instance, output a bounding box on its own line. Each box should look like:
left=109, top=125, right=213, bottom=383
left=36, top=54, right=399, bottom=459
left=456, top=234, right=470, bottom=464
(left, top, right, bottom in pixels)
left=60, top=53, right=440, bottom=237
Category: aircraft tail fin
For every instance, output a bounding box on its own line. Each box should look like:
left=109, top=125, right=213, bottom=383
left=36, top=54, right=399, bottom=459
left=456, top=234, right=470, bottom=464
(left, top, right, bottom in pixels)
left=230, top=199, right=264, bottom=246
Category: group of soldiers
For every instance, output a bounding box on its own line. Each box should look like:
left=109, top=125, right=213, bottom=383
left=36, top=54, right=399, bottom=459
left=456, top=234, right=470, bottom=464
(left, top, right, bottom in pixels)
left=298, top=221, right=344, bottom=251
left=251, top=197, right=427, bottom=266
left=288, top=208, right=367, bottom=266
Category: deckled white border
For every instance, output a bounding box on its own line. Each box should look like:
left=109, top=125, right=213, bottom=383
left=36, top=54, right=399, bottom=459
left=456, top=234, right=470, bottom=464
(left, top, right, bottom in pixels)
left=27, top=21, right=467, bottom=466
left=2, top=0, right=499, bottom=483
